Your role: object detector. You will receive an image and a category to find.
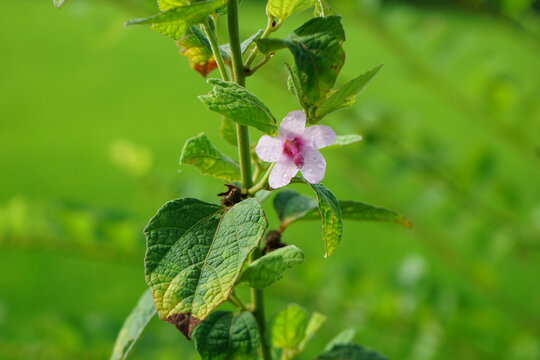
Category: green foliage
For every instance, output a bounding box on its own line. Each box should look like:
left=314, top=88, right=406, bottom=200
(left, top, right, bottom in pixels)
left=199, top=79, right=277, bottom=134
left=323, top=328, right=356, bottom=351
left=219, top=117, right=238, bottom=146
left=274, top=190, right=319, bottom=227
left=330, top=134, right=364, bottom=147
left=144, top=198, right=267, bottom=338
left=271, top=304, right=308, bottom=350
left=125, top=0, right=226, bottom=40
left=257, top=16, right=345, bottom=120
left=193, top=311, right=260, bottom=360
left=180, top=133, right=241, bottom=181
left=53, top=0, right=66, bottom=8
left=266, top=0, right=316, bottom=21
left=305, top=182, right=343, bottom=258
left=298, top=312, right=326, bottom=352
left=316, top=64, right=383, bottom=119
left=317, top=344, right=389, bottom=360
left=239, top=245, right=304, bottom=288
left=177, top=27, right=217, bottom=77
left=110, top=289, right=156, bottom=360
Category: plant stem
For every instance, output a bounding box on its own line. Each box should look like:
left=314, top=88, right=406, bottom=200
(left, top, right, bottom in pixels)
left=248, top=163, right=275, bottom=195
left=203, top=20, right=230, bottom=82
left=249, top=248, right=273, bottom=360
left=227, top=2, right=271, bottom=359
left=245, top=17, right=277, bottom=68
left=227, top=0, right=252, bottom=193
left=229, top=290, right=249, bottom=312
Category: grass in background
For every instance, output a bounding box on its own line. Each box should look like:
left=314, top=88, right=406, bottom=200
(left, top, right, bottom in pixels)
left=0, top=0, right=539, bottom=359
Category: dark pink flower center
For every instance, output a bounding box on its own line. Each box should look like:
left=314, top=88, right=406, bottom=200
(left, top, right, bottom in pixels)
left=283, top=137, right=304, bottom=167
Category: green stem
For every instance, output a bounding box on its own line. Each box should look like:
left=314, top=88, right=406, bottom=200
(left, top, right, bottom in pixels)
left=229, top=290, right=248, bottom=312
left=227, top=4, right=270, bottom=359
left=249, top=248, right=273, bottom=360
left=203, top=20, right=230, bottom=81
left=248, top=163, right=275, bottom=195
left=245, top=17, right=277, bottom=68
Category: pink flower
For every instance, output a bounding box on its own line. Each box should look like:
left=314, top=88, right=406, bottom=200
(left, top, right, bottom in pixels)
left=255, top=111, right=336, bottom=189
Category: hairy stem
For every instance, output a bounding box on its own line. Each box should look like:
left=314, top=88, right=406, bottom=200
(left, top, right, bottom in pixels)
left=227, top=2, right=270, bottom=359
left=203, top=19, right=230, bottom=81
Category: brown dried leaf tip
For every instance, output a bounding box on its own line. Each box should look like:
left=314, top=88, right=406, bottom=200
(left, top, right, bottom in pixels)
left=166, top=313, right=201, bottom=340
left=218, top=184, right=247, bottom=207
left=262, top=230, right=287, bottom=255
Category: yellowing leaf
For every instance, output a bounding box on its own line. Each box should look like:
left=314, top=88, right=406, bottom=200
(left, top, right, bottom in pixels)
left=177, top=29, right=217, bottom=77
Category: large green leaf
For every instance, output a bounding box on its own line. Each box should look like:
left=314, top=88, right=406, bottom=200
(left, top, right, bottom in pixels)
left=144, top=198, right=267, bottom=339
left=239, top=245, right=304, bottom=288
left=180, top=133, right=241, bottom=181
left=317, top=344, right=390, bottom=360
left=257, top=16, right=345, bottom=112
left=316, top=64, right=383, bottom=119
left=193, top=311, right=260, bottom=360
left=110, top=289, right=157, bottom=360
left=306, top=182, right=343, bottom=258
left=266, top=0, right=316, bottom=21
left=125, top=0, right=226, bottom=40
left=271, top=304, right=308, bottom=349
left=199, top=79, right=277, bottom=134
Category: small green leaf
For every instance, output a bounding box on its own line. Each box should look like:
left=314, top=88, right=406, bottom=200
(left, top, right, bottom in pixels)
left=199, top=79, right=277, bottom=134
left=110, top=289, right=156, bottom=360
left=323, top=328, right=356, bottom=351
left=219, top=117, right=238, bottom=146
left=272, top=304, right=308, bottom=349
left=266, top=0, right=316, bottom=21
left=316, top=64, right=383, bottom=119
left=239, top=245, right=305, bottom=288
left=193, top=311, right=260, bottom=360
left=257, top=16, right=345, bottom=113
left=332, top=134, right=363, bottom=147
left=305, top=200, right=412, bottom=227
left=306, top=182, right=343, bottom=258
left=144, top=198, right=267, bottom=339
left=298, top=312, right=326, bottom=351
left=317, top=344, right=390, bottom=360
left=53, top=0, right=67, bottom=8
left=125, top=0, right=226, bottom=40
left=285, top=63, right=305, bottom=109
left=314, top=0, right=336, bottom=17
left=177, top=28, right=217, bottom=77
left=180, top=133, right=241, bottom=182
left=220, top=29, right=264, bottom=58
left=273, top=190, right=318, bottom=228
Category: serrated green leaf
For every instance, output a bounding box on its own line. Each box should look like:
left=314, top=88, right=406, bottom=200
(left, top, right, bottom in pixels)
left=144, top=198, right=267, bottom=339
left=317, top=344, right=390, bottom=360
left=180, top=133, right=241, bottom=182
left=257, top=16, right=345, bottom=113
left=305, top=200, right=412, bottom=227
left=110, top=289, right=156, bottom=360
left=125, top=0, right=226, bottom=40
left=298, top=312, right=326, bottom=351
left=273, top=190, right=318, bottom=228
left=316, top=64, right=383, bottom=119
left=324, top=328, right=356, bottom=351
left=266, top=0, right=316, bottom=21
left=199, top=79, right=277, bottom=134
left=239, top=245, right=304, bottom=288
left=305, top=182, right=343, bottom=258
left=177, top=28, right=217, bottom=77
left=219, top=117, right=238, bottom=146
left=272, top=304, right=308, bottom=349
left=193, top=311, right=260, bottom=360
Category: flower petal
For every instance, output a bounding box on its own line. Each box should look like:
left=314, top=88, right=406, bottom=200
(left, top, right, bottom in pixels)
left=255, top=135, right=283, bottom=162
left=302, top=125, right=336, bottom=149
left=279, top=111, right=306, bottom=139
left=300, top=146, right=326, bottom=184
left=269, top=161, right=298, bottom=189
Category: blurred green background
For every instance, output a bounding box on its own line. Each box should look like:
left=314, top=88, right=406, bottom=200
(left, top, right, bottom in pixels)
left=1, top=0, right=539, bottom=359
